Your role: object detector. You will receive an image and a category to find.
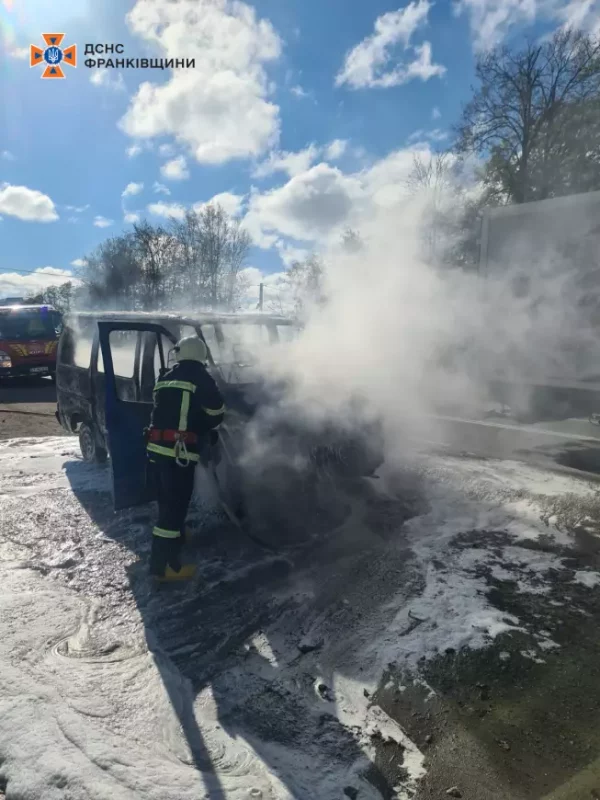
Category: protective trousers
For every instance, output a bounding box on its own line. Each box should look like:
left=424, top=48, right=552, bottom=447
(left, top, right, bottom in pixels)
left=148, top=457, right=196, bottom=577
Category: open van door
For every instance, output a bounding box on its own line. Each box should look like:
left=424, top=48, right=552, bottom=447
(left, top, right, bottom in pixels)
left=97, top=321, right=177, bottom=510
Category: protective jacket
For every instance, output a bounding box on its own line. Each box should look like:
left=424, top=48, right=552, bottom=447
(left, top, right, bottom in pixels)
left=146, top=360, right=225, bottom=463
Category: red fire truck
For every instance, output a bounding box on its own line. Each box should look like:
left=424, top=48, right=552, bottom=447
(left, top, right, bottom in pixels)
left=0, top=304, right=63, bottom=381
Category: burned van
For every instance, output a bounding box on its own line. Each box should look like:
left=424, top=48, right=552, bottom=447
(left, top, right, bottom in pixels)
left=55, top=311, right=383, bottom=515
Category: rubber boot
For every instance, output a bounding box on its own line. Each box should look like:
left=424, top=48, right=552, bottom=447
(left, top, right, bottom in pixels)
left=150, top=535, right=196, bottom=582
left=156, top=564, right=197, bottom=583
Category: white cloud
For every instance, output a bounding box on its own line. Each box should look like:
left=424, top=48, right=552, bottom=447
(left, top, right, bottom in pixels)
left=0, top=267, right=73, bottom=299
left=122, top=182, right=144, bottom=197
left=65, top=204, right=90, bottom=213
left=408, top=127, right=449, bottom=143
left=8, top=46, right=28, bottom=60
left=325, top=139, right=348, bottom=160
left=120, top=0, right=282, bottom=165
left=238, top=265, right=265, bottom=289
left=253, top=145, right=321, bottom=179
left=277, top=242, right=310, bottom=266
left=403, top=41, right=446, bottom=81
left=555, top=0, right=600, bottom=31
left=127, top=144, right=143, bottom=158
left=236, top=265, right=291, bottom=310
left=335, top=0, right=445, bottom=89
left=70, top=259, right=88, bottom=268
left=454, top=0, right=600, bottom=51
left=158, top=144, right=177, bottom=157
left=244, top=163, right=364, bottom=244
left=93, top=215, right=114, bottom=228
left=3, top=29, right=28, bottom=61
left=1, top=151, right=15, bottom=161
left=0, top=184, right=58, bottom=222
left=153, top=182, right=171, bottom=195
left=121, top=181, right=143, bottom=223
left=243, top=144, right=435, bottom=250
left=145, top=192, right=246, bottom=224
left=291, top=85, right=308, bottom=98
left=30, top=267, right=71, bottom=278
left=364, top=146, right=435, bottom=207
left=147, top=201, right=186, bottom=220
left=160, top=156, right=190, bottom=181
left=193, top=191, right=245, bottom=217
left=90, top=69, right=126, bottom=91
left=432, top=106, right=441, bottom=120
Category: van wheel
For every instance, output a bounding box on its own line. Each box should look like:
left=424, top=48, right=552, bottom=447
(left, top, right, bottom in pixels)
left=79, top=422, right=107, bottom=464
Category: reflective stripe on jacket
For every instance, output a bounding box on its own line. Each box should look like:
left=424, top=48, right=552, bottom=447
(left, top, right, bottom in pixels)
left=147, top=360, right=225, bottom=461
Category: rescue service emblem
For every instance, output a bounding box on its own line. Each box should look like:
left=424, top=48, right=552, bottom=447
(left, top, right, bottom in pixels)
left=30, top=34, right=77, bottom=79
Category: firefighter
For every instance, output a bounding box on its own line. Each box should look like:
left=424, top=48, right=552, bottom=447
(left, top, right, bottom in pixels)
left=146, top=335, right=225, bottom=582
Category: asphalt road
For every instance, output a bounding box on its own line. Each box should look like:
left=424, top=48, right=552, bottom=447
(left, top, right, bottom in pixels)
left=420, top=412, right=600, bottom=478
left=3, top=375, right=600, bottom=480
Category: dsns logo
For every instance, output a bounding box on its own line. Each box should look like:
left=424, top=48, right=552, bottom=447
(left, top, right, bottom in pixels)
left=30, top=34, right=77, bottom=79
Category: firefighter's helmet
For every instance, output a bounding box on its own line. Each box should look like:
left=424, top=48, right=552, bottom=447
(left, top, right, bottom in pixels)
left=174, top=336, right=208, bottom=364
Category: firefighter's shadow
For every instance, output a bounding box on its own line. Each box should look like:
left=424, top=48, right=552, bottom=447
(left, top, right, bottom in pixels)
left=65, top=460, right=407, bottom=800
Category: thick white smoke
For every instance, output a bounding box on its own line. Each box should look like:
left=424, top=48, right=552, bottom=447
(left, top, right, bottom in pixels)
left=64, top=175, right=600, bottom=476
left=248, top=184, right=600, bottom=470
left=252, top=195, right=486, bottom=462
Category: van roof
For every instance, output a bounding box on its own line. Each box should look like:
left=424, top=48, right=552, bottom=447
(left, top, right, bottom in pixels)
left=0, top=304, right=57, bottom=311
left=66, top=310, right=294, bottom=325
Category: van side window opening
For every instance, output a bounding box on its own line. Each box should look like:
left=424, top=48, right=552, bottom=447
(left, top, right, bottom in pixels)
left=198, top=323, right=218, bottom=362
left=73, top=319, right=96, bottom=369
left=180, top=324, right=197, bottom=339
left=59, top=326, right=76, bottom=365
left=109, top=330, right=139, bottom=402
left=214, top=323, right=270, bottom=384
left=109, top=330, right=138, bottom=377
left=220, top=323, right=269, bottom=361
left=153, top=334, right=175, bottom=379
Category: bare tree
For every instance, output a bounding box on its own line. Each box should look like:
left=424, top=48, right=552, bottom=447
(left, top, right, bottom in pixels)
left=131, top=221, right=176, bottom=309
left=200, top=204, right=251, bottom=309
left=455, top=29, right=600, bottom=203
left=405, top=151, right=453, bottom=196
left=340, top=227, right=364, bottom=254
left=168, top=204, right=251, bottom=310
left=405, top=151, right=497, bottom=269
left=168, top=210, right=205, bottom=303
left=84, top=233, right=141, bottom=309
left=405, top=151, right=461, bottom=264
left=78, top=204, right=252, bottom=312
left=26, top=282, right=76, bottom=312
left=286, top=255, right=325, bottom=318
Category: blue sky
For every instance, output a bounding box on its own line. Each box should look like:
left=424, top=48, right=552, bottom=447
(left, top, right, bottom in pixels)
left=0, top=0, right=595, bottom=299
